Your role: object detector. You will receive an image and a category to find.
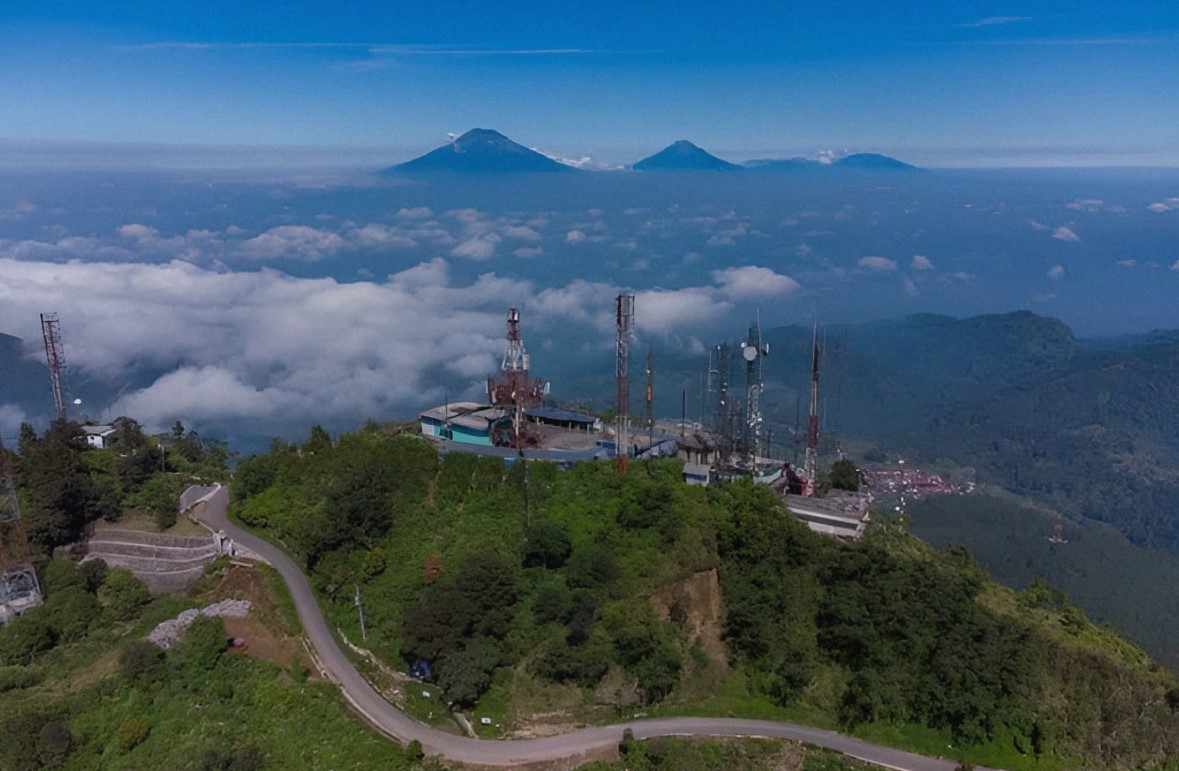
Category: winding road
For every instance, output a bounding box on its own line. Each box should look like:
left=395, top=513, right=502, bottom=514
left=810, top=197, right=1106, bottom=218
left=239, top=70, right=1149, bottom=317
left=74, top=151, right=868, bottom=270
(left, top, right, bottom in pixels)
left=188, top=484, right=994, bottom=770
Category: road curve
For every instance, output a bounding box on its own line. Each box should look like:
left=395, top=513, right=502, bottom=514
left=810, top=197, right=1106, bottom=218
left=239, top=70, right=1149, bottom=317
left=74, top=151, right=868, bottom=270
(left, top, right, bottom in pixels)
left=189, top=484, right=993, bottom=770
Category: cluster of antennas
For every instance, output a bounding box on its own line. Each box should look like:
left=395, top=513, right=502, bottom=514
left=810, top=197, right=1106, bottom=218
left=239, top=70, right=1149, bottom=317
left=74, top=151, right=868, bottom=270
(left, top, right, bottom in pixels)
left=486, top=307, right=548, bottom=407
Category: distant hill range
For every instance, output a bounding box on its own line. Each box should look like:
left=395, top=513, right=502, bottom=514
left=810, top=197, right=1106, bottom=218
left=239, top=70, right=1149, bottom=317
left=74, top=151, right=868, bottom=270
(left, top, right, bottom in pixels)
left=632, top=140, right=742, bottom=171
left=386, top=129, right=575, bottom=174
left=383, top=130, right=918, bottom=173
left=746, top=153, right=918, bottom=171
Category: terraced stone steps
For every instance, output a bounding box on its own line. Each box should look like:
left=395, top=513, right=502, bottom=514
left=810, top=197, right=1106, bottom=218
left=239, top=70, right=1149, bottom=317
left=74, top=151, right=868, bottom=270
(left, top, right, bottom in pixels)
left=83, top=528, right=220, bottom=592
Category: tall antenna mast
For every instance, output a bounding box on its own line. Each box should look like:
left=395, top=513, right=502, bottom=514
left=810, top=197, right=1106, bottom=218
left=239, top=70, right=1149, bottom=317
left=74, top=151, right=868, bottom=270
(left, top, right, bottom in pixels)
left=615, top=295, right=635, bottom=471
left=645, top=346, right=654, bottom=441
left=803, top=321, right=821, bottom=496
left=40, top=313, right=66, bottom=422
left=740, top=308, right=769, bottom=468
left=486, top=308, right=547, bottom=448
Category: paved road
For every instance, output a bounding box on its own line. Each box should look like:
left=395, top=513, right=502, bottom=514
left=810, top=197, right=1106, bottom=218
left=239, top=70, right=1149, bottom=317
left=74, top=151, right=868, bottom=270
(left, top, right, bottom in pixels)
left=189, top=484, right=994, bottom=770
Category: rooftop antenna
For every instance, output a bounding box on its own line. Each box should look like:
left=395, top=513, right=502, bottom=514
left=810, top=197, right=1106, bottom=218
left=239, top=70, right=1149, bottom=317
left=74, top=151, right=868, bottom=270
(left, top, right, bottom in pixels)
left=803, top=320, right=822, bottom=496
left=615, top=294, right=635, bottom=471
left=40, top=313, right=66, bottom=422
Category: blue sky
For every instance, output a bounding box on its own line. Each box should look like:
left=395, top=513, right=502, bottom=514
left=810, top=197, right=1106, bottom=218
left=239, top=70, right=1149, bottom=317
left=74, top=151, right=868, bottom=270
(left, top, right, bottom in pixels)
left=2, top=1, right=1178, bottom=165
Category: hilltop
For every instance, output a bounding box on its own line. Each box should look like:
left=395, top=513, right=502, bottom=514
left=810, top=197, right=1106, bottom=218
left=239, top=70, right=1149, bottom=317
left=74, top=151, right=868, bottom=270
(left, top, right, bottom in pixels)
left=225, top=428, right=1179, bottom=769
left=387, top=128, right=575, bottom=174
left=746, top=152, right=918, bottom=171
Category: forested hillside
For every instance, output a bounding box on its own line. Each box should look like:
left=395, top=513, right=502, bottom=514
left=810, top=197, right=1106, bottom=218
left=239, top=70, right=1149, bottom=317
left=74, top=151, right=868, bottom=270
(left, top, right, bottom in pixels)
left=230, top=425, right=1179, bottom=770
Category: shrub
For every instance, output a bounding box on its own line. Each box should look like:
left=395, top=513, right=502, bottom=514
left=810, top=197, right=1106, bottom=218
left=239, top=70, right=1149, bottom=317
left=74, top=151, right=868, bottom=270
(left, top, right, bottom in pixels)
left=406, top=739, right=424, bottom=761
left=102, top=569, right=151, bottom=621
left=0, top=610, right=57, bottom=665
left=119, top=640, right=165, bottom=685
left=79, top=559, right=108, bottom=593
left=39, top=720, right=72, bottom=759
left=116, top=717, right=150, bottom=751
left=0, top=666, right=40, bottom=692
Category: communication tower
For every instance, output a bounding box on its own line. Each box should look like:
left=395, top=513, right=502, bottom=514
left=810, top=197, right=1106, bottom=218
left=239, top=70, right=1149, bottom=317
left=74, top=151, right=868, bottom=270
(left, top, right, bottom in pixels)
left=740, top=310, right=770, bottom=466
left=40, top=313, right=66, bottom=422
left=615, top=295, right=635, bottom=469
left=0, top=434, right=42, bottom=624
left=486, top=308, right=547, bottom=447
left=645, top=346, right=654, bottom=438
left=803, top=323, right=822, bottom=496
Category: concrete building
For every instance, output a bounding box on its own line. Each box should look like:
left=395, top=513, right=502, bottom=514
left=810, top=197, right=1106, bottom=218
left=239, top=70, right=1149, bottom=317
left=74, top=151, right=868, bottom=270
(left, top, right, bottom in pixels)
left=419, top=402, right=508, bottom=446
left=783, top=491, right=872, bottom=540
left=82, top=424, right=117, bottom=449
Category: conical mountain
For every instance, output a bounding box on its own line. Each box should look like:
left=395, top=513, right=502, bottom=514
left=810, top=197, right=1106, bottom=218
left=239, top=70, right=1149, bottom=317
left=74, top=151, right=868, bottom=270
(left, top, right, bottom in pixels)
left=632, top=140, right=741, bottom=171
left=387, top=129, right=575, bottom=173
left=833, top=153, right=917, bottom=170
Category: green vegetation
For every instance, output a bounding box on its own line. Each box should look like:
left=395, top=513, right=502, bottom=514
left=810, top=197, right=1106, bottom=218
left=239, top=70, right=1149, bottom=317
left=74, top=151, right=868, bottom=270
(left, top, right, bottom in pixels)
left=908, top=493, right=1179, bottom=672
left=8, top=417, right=229, bottom=554
left=229, top=425, right=1179, bottom=769
left=0, top=554, right=430, bottom=770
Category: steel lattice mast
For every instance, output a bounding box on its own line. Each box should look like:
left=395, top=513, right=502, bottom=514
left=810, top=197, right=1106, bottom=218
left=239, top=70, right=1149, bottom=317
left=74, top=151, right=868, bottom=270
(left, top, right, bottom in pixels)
left=615, top=295, right=635, bottom=469
left=803, top=322, right=821, bottom=496
left=741, top=309, right=769, bottom=466
left=486, top=308, right=546, bottom=448
left=0, top=418, right=43, bottom=624
left=40, top=313, right=66, bottom=422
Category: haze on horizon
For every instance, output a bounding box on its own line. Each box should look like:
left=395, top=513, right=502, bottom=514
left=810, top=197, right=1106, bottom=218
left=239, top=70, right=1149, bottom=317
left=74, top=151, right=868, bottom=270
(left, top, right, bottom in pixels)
left=2, top=0, right=1178, bottom=168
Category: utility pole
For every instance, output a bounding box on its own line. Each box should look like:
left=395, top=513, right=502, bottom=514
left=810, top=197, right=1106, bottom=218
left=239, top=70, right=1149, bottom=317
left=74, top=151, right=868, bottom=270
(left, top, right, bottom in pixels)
left=354, top=585, right=367, bottom=642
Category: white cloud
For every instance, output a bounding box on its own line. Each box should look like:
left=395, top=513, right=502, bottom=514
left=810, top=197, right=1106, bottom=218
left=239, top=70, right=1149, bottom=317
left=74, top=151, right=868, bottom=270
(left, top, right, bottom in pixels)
left=903, top=278, right=919, bottom=297
left=1047, top=264, right=1065, bottom=279
left=1117, top=259, right=1136, bottom=267
left=512, top=247, right=542, bottom=259
left=858, top=256, right=897, bottom=272
left=451, top=233, right=500, bottom=260
left=910, top=254, right=933, bottom=271
left=1065, top=199, right=1103, bottom=212
left=1148, top=202, right=1173, bottom=213
left=959, top=16, right=1031, bottom=28
left=238, top=225, right=346, bottom=261
left=117, top=223, right=161, bottom=241
left=1170, top=260, right=1179, bottom=271
left=0, top=200, right=36, bottom=221
left=711, top=266, right=801, bottom=299
left=350, top=223, right=417, bottom=249
left=501, top=225, right=541, bottom=241
left=1028, top=219, right=1050, bottom=231
left=395, top=207, right=433, bottom=219
left=565, top=230, right=587, bottom=244
left=1051, top=226, right=1080, bottom=242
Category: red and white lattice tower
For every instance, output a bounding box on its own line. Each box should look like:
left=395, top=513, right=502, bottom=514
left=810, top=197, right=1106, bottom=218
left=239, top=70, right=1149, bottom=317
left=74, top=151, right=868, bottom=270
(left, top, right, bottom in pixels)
left=486, top=308, right=547, bottom=447
left=40, top=312, right=66, bottom=422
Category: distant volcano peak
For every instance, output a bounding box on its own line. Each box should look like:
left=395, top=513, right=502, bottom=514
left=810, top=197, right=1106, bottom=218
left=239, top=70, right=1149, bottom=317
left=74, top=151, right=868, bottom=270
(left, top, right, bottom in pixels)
left=387, top=129, right=574, bottom=174
left=633, top=140, right=741, bottom=171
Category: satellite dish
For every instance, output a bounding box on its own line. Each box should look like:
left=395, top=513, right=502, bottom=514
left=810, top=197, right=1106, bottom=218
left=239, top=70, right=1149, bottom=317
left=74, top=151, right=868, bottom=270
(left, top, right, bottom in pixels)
left=742, top=345, right=758, bottom=362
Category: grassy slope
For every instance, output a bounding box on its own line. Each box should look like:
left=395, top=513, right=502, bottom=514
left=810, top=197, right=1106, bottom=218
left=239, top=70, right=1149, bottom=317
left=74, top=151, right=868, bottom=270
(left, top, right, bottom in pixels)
left=908, top=492, right=1179, bottom=671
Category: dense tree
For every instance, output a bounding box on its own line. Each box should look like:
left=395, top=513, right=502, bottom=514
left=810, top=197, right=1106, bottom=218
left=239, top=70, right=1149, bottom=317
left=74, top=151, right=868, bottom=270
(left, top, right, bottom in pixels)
left=523, top=519, right=572, bottom=568
left=828, top=458, right=861, bottom=492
